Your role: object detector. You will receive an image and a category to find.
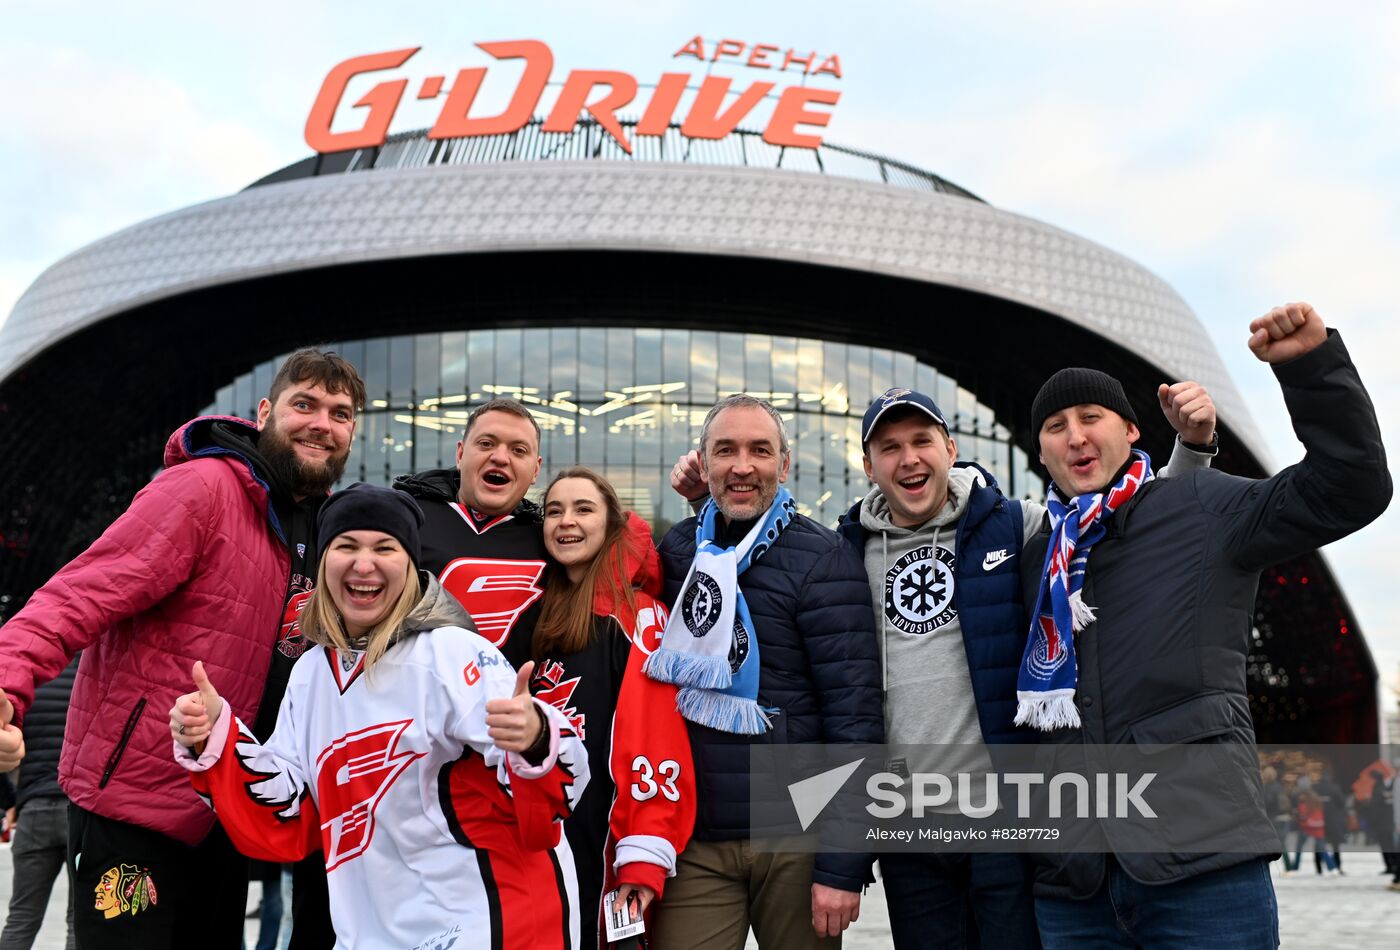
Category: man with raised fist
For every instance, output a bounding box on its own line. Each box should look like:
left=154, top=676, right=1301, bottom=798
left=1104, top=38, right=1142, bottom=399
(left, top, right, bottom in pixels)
left=1020, top=303, right=1391, bottom=948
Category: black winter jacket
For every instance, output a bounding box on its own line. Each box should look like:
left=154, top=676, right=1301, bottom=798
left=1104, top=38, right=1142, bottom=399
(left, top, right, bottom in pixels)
left=660, top=513, right=883, bottom=892
left=1021, top=331, right=1389, bottom=898
left=14, top=656, right=79, bottom=811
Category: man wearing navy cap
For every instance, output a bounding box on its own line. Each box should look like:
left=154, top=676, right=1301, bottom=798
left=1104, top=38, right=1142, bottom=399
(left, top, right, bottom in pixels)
left=831, top=382, right=1215, bottom=950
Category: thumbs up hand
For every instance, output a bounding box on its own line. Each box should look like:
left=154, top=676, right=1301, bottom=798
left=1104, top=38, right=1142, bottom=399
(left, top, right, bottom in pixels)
left=170, top=661, right=224, bottom=749
left=485, top=661, right=545, bottom=753
left=0, top=689, right=24, bottom=772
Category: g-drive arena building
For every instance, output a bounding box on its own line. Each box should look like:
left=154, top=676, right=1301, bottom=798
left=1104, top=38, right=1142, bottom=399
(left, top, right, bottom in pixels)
left=0, top=44, right=1379, bottom=748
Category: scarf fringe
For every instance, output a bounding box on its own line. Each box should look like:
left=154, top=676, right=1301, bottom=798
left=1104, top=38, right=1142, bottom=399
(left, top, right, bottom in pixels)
left=676, top=687, right=771, bottom=735
left=1013, top=691, right=1082, bottom=731
left=643, top=648, right=733, bottom=690
left=1068, top=590, right=1098, bottom=631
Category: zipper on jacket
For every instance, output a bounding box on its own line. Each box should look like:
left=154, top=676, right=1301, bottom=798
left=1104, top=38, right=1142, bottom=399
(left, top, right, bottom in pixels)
left=98, top=698, right=147, bottom=789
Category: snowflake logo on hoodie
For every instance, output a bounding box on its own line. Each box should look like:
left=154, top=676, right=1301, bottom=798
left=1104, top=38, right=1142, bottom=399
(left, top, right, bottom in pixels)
left=884, top=545, right=957, bottom=635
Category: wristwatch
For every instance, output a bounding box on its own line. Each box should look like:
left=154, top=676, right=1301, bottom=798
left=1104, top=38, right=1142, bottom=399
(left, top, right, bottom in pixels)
left=1178, top=431, right=1220, bottom=456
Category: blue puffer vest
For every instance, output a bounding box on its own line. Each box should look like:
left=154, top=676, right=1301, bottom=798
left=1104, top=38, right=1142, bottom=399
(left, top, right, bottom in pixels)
left=837, top=462, right=1037, bottom=746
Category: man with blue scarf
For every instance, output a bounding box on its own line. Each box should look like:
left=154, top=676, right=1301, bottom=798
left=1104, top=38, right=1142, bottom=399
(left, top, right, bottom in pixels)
left=1021, top=303, right=1391, bottom=949
left=646, top=395, right=883, bottom=948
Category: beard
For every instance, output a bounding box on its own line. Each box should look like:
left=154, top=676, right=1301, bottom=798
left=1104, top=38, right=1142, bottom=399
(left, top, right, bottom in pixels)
left=259, top=419, right=348, bottom=498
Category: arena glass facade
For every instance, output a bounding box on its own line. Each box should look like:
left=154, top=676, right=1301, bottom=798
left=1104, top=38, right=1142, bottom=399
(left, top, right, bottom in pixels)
left=205, top=327, right=1041, bottom=534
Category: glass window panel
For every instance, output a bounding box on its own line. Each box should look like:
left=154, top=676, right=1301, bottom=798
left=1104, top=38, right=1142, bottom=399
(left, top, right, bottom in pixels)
left=549, top=327, right=579, bottom=403
left=743, top=333, right=772, bottom=395
left=388, top=412, right=415, bottom=482
left=363, top=339, right=389, bottom=409
left=577, top=329, right=606, bottom=403
left=771, top=336, right=798, bottom=405
left=690, top=332, right=718, bottom=405
left=717, top=333, right=744, bottom=395
left=441, top=331, right=467, bottom=400
left=214, top=383, right=235, bottom=416
left=494, top=328, right=524, bottom=392
left=415, top=333, right=441, bottom=404
left=957, top=385, right=978, bottom=438
left=359, top=411, right=389, bottom=485
left=893, top=352, right=917, bottom=391
left=915, top=361, right=939, bottom=405
left=821, top=341, right=848, bottom=416
left=794, top=407, right=822, bottom=480
left=337, top=340, right=366, bottom=390
left=663, top=329, right=690, bottom=392
left=846, top=345, right=873, bottom=417
left=937, top=374, right=959, bottom=434
left=467, top=331, right=494, bottom=400
left=796, top=338, right=823, bottom=405
left=634, top=328, right=662, bottom=389
left=251, top=362, right=273, bottom=411
left=822, top=414, right=845, bottom=477
left=606, top=328, right=633, bottom=393
left=232, top=374, right=253, bottom=420
left=577, top=411, right=604, bottom=466
left=870, top=347, right=894, bottom=398
left=389, top=336, right=414, bottom=405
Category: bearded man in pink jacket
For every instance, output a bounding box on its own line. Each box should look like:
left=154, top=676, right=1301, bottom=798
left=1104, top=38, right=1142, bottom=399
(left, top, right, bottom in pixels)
left=0, top=348, right=364, bottom=950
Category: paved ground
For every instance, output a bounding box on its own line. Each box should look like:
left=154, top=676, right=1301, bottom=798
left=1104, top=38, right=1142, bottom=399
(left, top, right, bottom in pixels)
left=2, top=841, right=1394, bottom=948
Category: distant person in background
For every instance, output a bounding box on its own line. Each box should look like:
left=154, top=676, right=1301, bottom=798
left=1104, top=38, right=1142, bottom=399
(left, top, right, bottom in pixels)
left=0, top=656, right=79, bottom=950
left=1309, top=765, right=1347, bottom=875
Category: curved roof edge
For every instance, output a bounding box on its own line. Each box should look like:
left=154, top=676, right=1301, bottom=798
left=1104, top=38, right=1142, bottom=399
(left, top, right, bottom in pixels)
left=0, top=160, right=1269, bottom=464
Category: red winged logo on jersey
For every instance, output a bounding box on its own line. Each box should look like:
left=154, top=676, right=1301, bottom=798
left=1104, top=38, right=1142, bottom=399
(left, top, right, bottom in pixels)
left=438, top=558, right=545, bottom=647
left=315, top=720, right=424, bottom=871
left=530, top=660, right=585, bottom=738
left=277, top=586, right=314, bottom=659
left=627, top=603, right=668, bottom=656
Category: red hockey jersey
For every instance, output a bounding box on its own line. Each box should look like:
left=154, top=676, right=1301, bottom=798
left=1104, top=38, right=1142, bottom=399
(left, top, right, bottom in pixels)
left=532, top=514, right=696, bottom=947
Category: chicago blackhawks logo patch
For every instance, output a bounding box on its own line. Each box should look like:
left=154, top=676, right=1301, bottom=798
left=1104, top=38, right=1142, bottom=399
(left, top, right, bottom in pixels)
left=94, top=864, right=158, bottom=919
left=884, top=545, right=957, bottom=636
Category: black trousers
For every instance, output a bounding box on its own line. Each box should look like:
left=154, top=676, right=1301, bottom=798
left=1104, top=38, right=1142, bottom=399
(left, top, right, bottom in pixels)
left=68, top=803, right=247, bottom=950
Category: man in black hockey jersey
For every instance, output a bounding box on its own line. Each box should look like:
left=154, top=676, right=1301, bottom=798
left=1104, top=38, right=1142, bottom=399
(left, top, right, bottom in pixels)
left=395, top=398, right=547, bottom=665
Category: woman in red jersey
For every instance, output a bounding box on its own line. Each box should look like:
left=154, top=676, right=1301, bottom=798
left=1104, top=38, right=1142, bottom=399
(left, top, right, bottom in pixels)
left=532, top=467, right=695, bottom=947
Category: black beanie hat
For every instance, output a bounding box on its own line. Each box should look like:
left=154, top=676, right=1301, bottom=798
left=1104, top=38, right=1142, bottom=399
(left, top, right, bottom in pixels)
left=1031, top=368, right=1138, bottom=434
left=316, top=483, right=424, bottom=566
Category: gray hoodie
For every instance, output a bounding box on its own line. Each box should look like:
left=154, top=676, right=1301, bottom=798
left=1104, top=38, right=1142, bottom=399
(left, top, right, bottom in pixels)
left=860, top=467, right=1043, bottom=801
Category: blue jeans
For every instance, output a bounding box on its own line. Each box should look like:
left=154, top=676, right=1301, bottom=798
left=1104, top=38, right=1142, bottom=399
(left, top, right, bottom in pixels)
left=1036, top=857, right=1278, bottom=949
left=880, top=853, right=1040, bottom=950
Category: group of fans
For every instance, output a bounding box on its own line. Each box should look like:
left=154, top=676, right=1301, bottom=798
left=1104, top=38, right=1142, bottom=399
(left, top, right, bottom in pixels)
left=0, top=302, right=1390, bottom=950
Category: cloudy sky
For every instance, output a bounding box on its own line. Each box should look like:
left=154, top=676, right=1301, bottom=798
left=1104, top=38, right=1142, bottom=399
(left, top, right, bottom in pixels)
left=5, top=2, right=1398, bottom=706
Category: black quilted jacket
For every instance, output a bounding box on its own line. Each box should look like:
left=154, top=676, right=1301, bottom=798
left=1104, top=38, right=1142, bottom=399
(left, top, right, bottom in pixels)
left=660, top=513, right=883, bottom=891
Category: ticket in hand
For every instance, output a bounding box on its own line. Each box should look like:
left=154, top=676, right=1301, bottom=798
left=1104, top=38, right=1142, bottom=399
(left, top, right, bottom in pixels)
left=603, top=887, right=646, bottom=942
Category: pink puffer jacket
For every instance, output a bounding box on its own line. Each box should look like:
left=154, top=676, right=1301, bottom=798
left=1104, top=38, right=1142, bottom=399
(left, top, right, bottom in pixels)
left=0, top=417, right=289, bottom=845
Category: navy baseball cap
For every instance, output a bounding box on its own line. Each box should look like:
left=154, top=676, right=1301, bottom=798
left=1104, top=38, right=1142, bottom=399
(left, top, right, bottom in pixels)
left=861, top=388, right=949, bottom=445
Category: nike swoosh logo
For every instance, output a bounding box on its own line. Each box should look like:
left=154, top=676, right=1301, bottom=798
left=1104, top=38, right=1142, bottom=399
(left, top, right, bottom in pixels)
left=983, top=550, right=1013, bottom=571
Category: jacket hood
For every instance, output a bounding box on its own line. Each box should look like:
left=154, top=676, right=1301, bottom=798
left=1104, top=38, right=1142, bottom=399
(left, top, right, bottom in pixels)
left=400, top=572, right=476, bottom=638
left=165, top=415, right=260, bottom=469
left=164, top=415, right=292, bottom=543
left=394, top=468, right=543, bottom=524
left=592, top=511, right=664, bottom=615
left=858, top=464, right=986, bottom=537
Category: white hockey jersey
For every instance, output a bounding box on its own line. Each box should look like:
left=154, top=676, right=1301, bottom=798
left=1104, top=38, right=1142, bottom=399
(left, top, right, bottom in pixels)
left=177, top=578, right=589, bottom=950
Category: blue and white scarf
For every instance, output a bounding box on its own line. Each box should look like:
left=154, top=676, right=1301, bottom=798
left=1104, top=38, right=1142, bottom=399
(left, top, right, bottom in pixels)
left=1015, top=450, right=1153, bottom=731
left=644, top=489, right=797, bottom=734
